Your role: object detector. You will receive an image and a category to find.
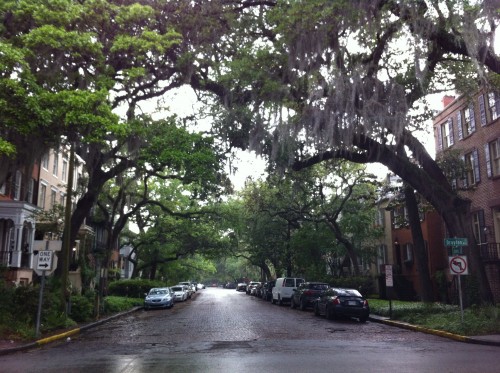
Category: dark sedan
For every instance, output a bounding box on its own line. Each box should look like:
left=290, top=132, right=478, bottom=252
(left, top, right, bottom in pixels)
left=260, top=280, right=275, bottom=301
left=290, top=281, right=329, bottom=310
left=314, top=287, right=369, bottom=322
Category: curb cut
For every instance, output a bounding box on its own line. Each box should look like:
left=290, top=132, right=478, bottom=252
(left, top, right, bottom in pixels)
left=369, top=315, right=500, bottom=347
left=0, top=306, right=143, bottom=356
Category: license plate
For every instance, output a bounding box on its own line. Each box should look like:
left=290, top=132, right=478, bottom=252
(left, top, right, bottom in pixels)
left=347, top=301, right=357, bottom=306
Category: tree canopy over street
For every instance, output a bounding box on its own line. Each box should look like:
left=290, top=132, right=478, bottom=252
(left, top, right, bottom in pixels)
left=1, top=1, right=499, bottom=303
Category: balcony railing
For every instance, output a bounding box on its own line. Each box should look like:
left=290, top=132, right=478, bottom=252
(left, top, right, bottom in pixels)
left=480, top=243, right=500, bottom=261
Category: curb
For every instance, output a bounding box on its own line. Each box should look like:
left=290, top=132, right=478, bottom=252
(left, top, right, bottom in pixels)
left=0, top=306, right=143, bottom=356
left=369, top=315, right=500, bottom=347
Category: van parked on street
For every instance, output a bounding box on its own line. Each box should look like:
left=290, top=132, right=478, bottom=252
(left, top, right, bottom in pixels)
left=272, top=277, right=305, bottom=305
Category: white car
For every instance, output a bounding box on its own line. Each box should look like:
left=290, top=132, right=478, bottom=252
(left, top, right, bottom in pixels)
left=272, top=277, right=305, bottom=306
left=170, top=285, right=188, bottom=302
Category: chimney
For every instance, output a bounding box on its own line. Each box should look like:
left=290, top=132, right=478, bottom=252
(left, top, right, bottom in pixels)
left=442, top=95, right=455, bottom=108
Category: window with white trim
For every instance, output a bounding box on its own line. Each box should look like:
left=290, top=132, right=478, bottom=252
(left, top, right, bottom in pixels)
left=404, top=243, right=413, bottom=263
left=439, top=118, right=454, bottom=149
left=485, top=138, right=500, bottom=178
left=458, top=105, right=476, bottom=139
left=62, top=158, right=68, bottom=183
left=487, top=92, right=500, bottom=122
left=463, top=150, right=480, bottom=186
left=41, top=152, right=49, bottom=170
left=52, top=152, right=59, bottom=177
left=39, top=183, right=47, bottom=209
left=50, top=188, right=57, bottom=208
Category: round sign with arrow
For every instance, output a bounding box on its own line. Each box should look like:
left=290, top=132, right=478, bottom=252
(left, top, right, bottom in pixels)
left=449, top=255, right=468, bottom=275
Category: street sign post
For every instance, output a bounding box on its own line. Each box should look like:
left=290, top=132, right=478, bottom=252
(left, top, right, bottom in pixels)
left=448, top=255, right=468, bottom=323
left=385, top=265, right=393, bottom=319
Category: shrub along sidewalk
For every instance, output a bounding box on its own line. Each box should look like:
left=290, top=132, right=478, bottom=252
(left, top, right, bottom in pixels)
left=369, top=299, right=500, bottom=336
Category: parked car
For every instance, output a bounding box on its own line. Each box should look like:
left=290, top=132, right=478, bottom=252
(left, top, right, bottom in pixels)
left=178, top=282, right=196, bottom=296
left=290, top=281, right=329, bottom=310
left=224, top=282, right=237, bottom=289
left=144, top=287, right=174, bottom=310
left=236, top=282, right=247, bottom=292
left=314, top=287, right=370, bottom=322
left=250, top=282, right=261, bottom=296
left=170, top=285, right=189, bottom=302
left=272, top=277, right=305, bottom=305
left=260, top=280, right=275, bottom=301
left=246, top=281, right=261, bottom=295
left=197, top=283, right=206, bottom=290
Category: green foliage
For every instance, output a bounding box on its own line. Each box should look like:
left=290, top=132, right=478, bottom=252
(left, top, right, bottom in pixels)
left=69, top=293, right=94, bottom=323
left=369, top=299, right=500, bottom=336
left=330, top=276, right=375, bottom=297
left=107, top=279, right=165, bottom=298
left=104, top=296, right=143, bottom=314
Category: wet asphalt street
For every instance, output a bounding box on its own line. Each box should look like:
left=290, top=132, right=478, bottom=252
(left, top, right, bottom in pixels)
left=1, top=287, right=500, bottom=373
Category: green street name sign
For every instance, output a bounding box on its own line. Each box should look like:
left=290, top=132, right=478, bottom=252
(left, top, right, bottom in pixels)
left=444, top=238, right=468, bottom=247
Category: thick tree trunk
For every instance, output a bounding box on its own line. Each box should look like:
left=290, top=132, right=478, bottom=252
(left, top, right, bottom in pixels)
left=404, top=183, right=434, bottom=302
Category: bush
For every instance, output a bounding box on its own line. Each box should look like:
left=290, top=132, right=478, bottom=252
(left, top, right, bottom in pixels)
left=330, top=276, right=375, bottom=297
left=70, top=294, right=94, bottom=322
left=104, top=296, right=143, bottom=313
left=107, top=278, right=165, bottom=298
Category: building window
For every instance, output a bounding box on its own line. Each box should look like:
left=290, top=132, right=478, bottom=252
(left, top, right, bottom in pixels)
left=487, top=92, right=500, bottom=122
left=60, top=192, right=65, bottom=207
left=393, top=206, right=408, bottom=228
left=52, top=152, right=59, bottom=177
left=404, top=243, right=413, bottom=263
left=41, top=152, right=49, bottom=170
left=50, top=188, right=57, bottom=208
left=14, top=170, right=22, bottom=200
left=472, top=210, right=486, bottom=245
left=485, top=138, right=500, bottom=178
left=39, top=183, right=47, bottom=209
left=27, top=179, right=34, bottom=204
left=62, top=158, right=68, bottom=183
left=463, top=149, right=480, bottom=187
left=377, top=244, right=387, bottom=274
left=439, top=118, right=454, bottom=150
left=458, top=105, right=476, bottom=139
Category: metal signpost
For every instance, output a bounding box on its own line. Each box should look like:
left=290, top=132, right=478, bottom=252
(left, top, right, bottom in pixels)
left=445, top=238, right=468, bottom=323
left=35, top=244, right=56, bottom=338
left=385, top=264, right=393, bottom=319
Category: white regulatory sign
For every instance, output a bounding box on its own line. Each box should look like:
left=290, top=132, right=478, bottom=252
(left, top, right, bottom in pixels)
left=37, top=250, right=53, bottom=271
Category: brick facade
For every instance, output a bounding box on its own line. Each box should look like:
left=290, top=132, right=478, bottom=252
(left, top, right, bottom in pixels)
left=433, top=89, right=500, bottom=302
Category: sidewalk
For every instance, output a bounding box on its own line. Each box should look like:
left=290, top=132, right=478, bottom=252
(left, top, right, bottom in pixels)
left=1, top=310, right=499, bottom=355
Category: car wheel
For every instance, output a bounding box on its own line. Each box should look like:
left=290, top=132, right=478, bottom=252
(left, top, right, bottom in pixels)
left=314, top=302, right=320, bottom=316
left=359, top=316, right=368, bottom=323
left=299, top=299, right=307, bottom=311
left=290, top=298, right=296, bottom=309
left=271, top=297, right=275, bottom=304
left=278, top=296, right=283, bottom=306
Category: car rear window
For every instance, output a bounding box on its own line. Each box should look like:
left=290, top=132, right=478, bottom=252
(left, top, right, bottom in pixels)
left=171, top=287, right=183, bottom=291
left=336, top=289, right=362, bottom=297
left=284, top=279, right=295, bottom=287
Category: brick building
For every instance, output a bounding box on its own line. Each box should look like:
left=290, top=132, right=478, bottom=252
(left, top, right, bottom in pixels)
left=433, top=90, right=500, bottom=301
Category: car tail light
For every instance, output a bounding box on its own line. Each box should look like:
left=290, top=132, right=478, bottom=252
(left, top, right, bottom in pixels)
left=363, top=300, right=368, bottom=307
left=331, top=298, right=340, bottom=305
left=304, top=290, right=313, bottom=296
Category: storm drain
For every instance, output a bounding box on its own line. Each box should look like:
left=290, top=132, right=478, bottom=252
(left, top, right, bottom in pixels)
left=326, top=328, right=346, bottom=333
